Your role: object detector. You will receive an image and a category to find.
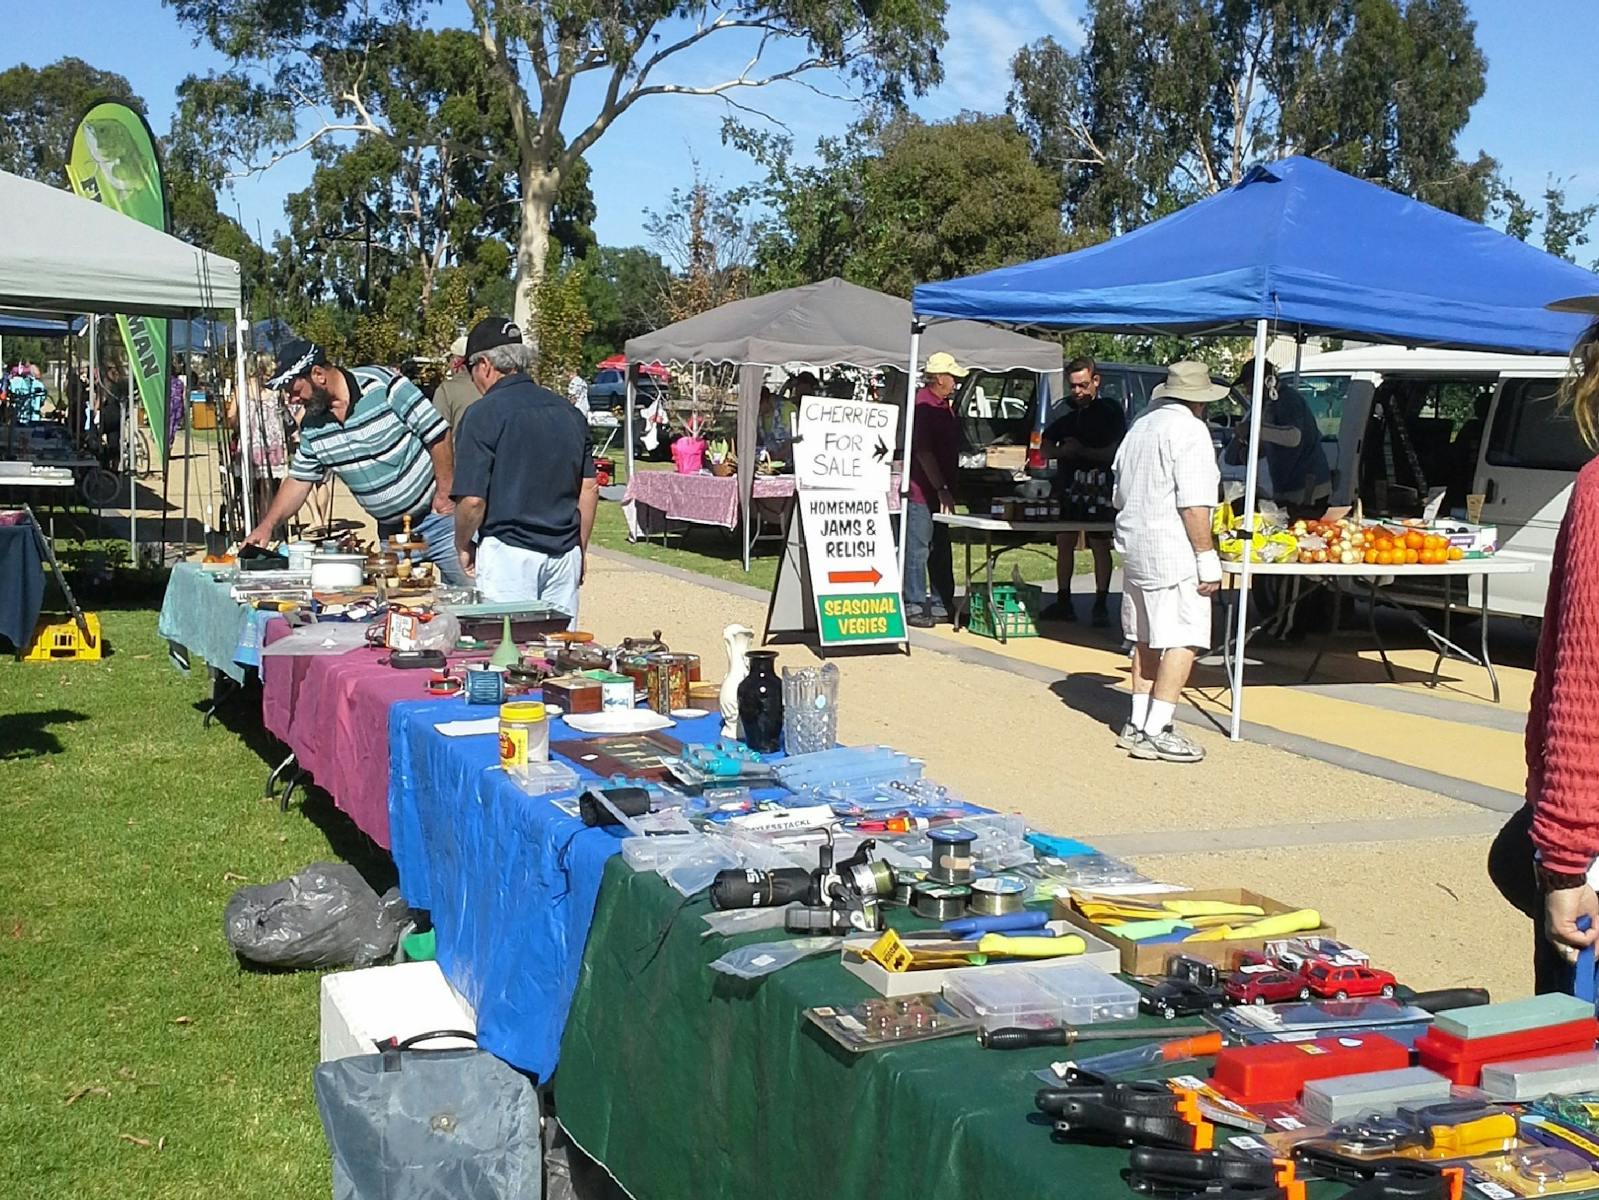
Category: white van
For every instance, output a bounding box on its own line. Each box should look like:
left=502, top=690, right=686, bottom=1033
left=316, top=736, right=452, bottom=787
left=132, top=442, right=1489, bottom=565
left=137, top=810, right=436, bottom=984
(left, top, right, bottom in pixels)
left=1289, top=345, right=1583, bottom=621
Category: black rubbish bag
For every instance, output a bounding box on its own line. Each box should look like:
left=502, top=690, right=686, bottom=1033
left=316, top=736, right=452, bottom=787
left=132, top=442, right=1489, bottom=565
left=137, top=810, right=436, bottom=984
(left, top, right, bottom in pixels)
left=314, top=1033, right=542, bottom=1200
left=224, top=862, right=409, bottom=970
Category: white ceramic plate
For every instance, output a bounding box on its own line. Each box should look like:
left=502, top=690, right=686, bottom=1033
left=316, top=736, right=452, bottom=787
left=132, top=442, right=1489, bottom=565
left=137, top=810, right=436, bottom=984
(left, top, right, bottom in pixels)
left=561, top=709, right=675, bottom=735
left=670, top=707, right=711, bottom=719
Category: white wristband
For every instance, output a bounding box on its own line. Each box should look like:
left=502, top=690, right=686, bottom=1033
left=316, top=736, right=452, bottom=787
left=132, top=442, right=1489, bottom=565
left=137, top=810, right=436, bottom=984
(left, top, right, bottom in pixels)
left=1195, top=549, right=1222, bottom=584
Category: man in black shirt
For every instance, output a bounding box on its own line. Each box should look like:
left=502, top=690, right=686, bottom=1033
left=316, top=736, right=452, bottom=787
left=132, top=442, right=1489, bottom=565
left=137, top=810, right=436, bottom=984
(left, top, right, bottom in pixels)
left=1038, top=357, right=1126, bottom=626
left=451, top=317, right=597, bottom=623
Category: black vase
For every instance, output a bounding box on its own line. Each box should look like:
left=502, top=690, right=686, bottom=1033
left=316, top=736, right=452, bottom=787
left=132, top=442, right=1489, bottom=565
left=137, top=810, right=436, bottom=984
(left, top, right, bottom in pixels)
left=736, top=650, right=784, bottom=753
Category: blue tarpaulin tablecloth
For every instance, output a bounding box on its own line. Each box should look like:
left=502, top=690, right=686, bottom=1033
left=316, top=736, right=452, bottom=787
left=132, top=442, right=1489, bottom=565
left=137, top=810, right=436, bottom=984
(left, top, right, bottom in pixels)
left=387, top=701, right=728, bottom=1080
left=157, top=562, right=278, bottom=683
left=0, top=520, right=44, bottom=651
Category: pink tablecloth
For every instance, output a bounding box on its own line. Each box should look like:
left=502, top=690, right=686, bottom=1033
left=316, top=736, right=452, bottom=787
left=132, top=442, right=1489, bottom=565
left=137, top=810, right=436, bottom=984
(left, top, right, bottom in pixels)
left=260, top=627, right=465, bottom=847
left=623, top=470, right=795, bottom=531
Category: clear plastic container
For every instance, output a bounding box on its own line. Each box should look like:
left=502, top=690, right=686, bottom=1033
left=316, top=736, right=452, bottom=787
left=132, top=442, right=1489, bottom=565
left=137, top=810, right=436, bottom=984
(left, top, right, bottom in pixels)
left=621, top=833, right=701, bottom=872
left=1027, top=962, right=1141, bottom=1025
left=505, top=759, right=578, bottom=797
left=942, top=969, right=1063, bottom=1032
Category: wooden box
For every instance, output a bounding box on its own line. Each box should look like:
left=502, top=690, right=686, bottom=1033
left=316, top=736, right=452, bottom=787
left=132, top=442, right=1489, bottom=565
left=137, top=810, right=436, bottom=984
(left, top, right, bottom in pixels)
left=540, top=673, right=604, bottom=714
left=1051, top=888, right=1336, bottom=976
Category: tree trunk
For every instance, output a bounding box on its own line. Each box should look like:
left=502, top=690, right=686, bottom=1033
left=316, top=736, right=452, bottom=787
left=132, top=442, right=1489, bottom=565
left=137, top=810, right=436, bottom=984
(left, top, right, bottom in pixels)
left=514, top=169, right=559, bottom=332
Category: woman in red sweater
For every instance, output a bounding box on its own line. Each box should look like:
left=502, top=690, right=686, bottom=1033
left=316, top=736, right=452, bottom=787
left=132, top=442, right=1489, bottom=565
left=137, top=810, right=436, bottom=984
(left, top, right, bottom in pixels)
left=1489, top=314, right=1599, bottom=992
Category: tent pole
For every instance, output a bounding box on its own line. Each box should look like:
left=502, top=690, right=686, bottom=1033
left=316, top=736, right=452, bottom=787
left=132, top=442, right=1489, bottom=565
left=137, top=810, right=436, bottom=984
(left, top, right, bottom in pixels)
left=126, top=395, right=137, bottom=565
left=897, top=322, right=923, bottom=578
left=624, top=368, right=636, bottom=484
left=1228, top=319, right=1271, bottom=741
left=234, top=309, right=255, bottom=535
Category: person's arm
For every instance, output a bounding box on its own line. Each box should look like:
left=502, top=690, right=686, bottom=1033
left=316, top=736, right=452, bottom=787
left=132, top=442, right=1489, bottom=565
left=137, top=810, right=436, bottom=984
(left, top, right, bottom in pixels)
left=1530, top=477, right=1599, bottom=952
left=244, top=477, right=312, bottom=546
left=453, top=496, right=486, bottom=578
left=427, top=433, right=455, bottom=515
left=1175, top=424, right=1223, bottom=595
left=577, top=422, right=597, bottom=581
left=914, top=449, right=955, bottom=514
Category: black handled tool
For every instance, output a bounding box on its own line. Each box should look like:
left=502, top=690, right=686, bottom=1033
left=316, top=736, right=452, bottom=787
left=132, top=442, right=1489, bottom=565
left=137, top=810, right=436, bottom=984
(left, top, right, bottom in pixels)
left=1123, top=1147, right=1298, bottom=1200
left=1036, top=1081, right=1173, bottom=1116
left=983, top=1023, right=1209, bottom=1050
left=1392, top=986, right=1489, bottom=1013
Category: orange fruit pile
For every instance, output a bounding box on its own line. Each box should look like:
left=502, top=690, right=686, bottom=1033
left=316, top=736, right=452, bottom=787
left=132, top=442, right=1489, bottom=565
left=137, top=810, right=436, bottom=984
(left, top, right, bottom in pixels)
left=1358, top=528, right=1463, bottom=566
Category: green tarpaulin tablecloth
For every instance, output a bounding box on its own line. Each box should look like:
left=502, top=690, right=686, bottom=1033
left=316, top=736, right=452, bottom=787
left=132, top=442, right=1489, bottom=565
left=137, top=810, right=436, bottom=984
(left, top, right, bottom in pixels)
left=556, top=857, right=1150, bottom=1200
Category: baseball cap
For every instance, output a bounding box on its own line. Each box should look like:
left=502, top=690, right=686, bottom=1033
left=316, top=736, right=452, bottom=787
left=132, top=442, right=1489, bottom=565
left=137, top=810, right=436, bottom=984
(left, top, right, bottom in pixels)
left=266, top=339, right=327, bottom=389
left=449, top=334, right=468, bottom=358
left=924, top=351, right=968, bottom=378
left=465, top=317, right=523, bottom=362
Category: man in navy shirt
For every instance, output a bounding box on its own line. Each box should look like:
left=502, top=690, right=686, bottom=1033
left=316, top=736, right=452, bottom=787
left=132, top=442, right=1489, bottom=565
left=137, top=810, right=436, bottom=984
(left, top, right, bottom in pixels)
left=451, top=317, right=597, bottom=623
left=1039, top=358, right=1126, bottom=626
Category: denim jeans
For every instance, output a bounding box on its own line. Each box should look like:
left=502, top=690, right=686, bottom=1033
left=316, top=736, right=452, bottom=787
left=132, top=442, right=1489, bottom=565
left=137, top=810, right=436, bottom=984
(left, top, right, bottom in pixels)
left=904, top=501, right=954, bottom=613
left=380, top=507, right=469, bottom=587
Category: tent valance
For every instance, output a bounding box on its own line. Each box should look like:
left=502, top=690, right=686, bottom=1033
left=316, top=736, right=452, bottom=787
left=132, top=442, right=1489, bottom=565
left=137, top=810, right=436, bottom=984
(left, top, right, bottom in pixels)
left=626, top=277, right=1063, bottom=374
left=913, top=157, right=1597, bottom=356
left=0, top=170, right=241, bottom=318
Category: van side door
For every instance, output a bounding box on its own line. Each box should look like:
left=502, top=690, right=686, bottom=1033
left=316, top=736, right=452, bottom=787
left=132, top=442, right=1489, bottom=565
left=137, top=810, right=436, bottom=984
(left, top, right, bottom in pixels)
left=1477, top=374, right=1590, bottom=619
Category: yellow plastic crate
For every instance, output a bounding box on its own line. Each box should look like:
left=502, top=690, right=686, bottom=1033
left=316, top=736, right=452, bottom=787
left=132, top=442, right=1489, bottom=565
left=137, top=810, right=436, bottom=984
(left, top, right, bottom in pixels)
left=23, top=613, right=102, bottom=662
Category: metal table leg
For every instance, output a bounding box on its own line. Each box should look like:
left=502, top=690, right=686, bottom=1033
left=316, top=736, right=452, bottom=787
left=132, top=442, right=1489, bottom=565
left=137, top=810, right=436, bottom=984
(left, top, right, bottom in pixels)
left=986, top=528, right=1003, bottom=644
left=1481, top=576, right=1501, bottom=704
left=1366, top=578, right=1397, bottom=682
left=264, top=752, right=296, bottom=804
left=954, top=524, right=973, bottom=631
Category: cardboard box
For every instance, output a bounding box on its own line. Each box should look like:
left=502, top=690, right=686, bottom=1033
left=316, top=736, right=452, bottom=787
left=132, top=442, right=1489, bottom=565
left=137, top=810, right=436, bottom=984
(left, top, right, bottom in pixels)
left=840, top=924, right=1121, bottom=997
left=1052, top=888, right=1336, bottom=975
left=985, top=446, right=1027, bottom=473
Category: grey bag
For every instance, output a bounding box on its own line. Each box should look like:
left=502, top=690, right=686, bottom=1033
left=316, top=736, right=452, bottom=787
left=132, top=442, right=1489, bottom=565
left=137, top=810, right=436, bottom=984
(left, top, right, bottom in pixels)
left=313, top=1033, right=542, bottom=1200
left=225, top=862, right=410, bottom=970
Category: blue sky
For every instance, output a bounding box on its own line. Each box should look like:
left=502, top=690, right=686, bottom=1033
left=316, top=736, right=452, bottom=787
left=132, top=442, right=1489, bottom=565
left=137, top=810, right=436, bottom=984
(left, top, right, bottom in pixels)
left=5, top=0, right=1595, bottom=252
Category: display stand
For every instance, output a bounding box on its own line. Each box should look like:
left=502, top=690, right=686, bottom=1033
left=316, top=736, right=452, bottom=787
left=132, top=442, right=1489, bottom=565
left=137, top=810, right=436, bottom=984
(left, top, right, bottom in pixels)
left=761, top=396, right=907, bottom=654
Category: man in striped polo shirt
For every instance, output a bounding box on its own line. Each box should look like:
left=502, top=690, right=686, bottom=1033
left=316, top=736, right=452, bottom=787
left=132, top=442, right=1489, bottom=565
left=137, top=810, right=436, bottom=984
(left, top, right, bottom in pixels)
left=243, top=340, right=468, bottom=584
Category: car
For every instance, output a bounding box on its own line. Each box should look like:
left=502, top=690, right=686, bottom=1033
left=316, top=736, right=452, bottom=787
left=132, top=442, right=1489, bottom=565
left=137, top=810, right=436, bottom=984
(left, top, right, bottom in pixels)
left=1302, top=963, right=1397, bottom=1001
left=1140, top=977, right=1227, bottom=1020
left=952, top=362, right=1172, bottom=508
left=1139, top=953, right=1227, bottom=1020
left=1224, top=970, right=1311, bottom=1006
left=588, top=367, right=670, bottom=410
left=1266, top=937, right=1370, bottom=973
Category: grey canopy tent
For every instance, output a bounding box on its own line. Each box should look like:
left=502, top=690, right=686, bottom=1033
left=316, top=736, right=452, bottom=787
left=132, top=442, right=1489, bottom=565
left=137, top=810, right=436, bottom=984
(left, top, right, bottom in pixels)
left=0, top=169, right=251, bottom=542
left=622, top=277, right=1064, bottom=569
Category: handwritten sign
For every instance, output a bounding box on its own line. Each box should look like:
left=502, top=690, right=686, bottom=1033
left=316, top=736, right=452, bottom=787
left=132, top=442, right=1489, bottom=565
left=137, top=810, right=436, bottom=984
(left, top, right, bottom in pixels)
left=799, top=490, right=905, bottom=645
left=795, top=395, right=898, bottom=492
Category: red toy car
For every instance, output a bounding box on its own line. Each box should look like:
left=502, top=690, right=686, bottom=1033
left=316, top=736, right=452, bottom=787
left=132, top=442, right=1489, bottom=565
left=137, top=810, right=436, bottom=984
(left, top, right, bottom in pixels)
left=1302, top=962, right=1396, bottom=1000
left=1224, top=969, right=1311, bottom=1006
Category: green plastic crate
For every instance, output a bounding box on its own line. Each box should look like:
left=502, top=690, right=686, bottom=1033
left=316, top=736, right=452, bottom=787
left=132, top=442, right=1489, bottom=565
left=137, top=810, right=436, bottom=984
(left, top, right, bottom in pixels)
left=966, top=581, right=1042, bottom=640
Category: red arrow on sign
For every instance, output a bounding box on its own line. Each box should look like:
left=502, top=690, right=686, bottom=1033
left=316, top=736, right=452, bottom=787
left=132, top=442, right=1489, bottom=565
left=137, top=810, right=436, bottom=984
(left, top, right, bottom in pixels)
left=828, top=568, right=882, bottom=586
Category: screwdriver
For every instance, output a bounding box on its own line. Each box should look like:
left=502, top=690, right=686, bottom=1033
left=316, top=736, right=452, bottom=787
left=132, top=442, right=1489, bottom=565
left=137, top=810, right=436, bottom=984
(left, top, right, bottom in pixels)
left=981, top=1023, right=1211, bottom=1050
left=1061, top=1031, right=1224, bottom=1079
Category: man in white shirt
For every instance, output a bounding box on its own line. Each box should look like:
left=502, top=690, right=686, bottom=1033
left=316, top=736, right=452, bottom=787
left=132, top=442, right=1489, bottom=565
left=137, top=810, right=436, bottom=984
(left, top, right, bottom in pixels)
left=1111, top=361, right=1227, bottom=763
left=567, top=371, right=590, bottom=414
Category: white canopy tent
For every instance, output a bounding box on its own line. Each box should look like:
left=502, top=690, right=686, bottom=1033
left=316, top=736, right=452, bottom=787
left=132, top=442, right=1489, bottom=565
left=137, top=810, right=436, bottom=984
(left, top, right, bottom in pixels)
left=0, top=169, right=253, bottom=530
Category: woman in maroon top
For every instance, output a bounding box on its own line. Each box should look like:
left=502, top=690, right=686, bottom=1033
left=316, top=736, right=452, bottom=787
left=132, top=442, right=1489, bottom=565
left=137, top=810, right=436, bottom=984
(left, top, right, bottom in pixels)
left=1490, top=313, right=1599, bottom=992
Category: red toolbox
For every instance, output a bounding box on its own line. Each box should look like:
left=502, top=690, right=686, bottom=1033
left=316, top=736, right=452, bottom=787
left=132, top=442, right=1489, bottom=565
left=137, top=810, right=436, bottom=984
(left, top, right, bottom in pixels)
left=1211, top=1034, right=1410, bottom=1105
left=1415, top=1016, right=1599, bottom=1086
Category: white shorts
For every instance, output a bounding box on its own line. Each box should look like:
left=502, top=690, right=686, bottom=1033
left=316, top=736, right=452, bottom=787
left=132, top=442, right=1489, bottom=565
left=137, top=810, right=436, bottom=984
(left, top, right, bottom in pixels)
left=1121, top=577, right=1211, bottom=650
left=475, top=537, right=582, bottom=629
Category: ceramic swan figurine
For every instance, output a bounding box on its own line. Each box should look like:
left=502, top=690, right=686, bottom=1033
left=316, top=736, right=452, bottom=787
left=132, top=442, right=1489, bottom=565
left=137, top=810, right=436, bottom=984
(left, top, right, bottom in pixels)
left=719, top=624, right=755, bottom=738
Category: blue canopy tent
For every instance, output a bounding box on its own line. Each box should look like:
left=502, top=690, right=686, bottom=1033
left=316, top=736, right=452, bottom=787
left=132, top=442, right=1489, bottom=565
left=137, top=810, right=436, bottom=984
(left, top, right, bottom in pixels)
left=910, top=156, right=1599, bottom=739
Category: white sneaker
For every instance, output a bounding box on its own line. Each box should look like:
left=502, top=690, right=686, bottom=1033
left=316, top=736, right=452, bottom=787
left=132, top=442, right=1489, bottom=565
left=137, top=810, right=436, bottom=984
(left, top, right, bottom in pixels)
left=1116, top=722, right=1142, bottom=751
left=1142, top=727, right=1206, bottom=763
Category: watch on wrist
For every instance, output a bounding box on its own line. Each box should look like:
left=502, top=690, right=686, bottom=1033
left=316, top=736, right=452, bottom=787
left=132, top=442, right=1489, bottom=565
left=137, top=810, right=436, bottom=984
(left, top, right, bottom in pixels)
left=1538, top=864, right=1589, bottom=892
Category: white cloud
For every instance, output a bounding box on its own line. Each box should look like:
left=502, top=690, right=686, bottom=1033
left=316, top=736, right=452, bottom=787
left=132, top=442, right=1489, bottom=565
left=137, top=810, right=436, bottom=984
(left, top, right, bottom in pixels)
left=923, top=0, right=1087, bottom=116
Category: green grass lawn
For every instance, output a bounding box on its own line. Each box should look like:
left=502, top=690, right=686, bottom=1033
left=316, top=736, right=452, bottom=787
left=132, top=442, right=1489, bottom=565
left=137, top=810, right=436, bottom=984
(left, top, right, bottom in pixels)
left=2, top=607, right=340, bottom=1199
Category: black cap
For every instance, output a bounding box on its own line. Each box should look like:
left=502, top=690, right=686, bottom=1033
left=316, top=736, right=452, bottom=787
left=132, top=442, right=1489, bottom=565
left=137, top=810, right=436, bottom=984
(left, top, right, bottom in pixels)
left=465, top=316, right=523, bottom=362
left=266, top=339, right=327, bottom=389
